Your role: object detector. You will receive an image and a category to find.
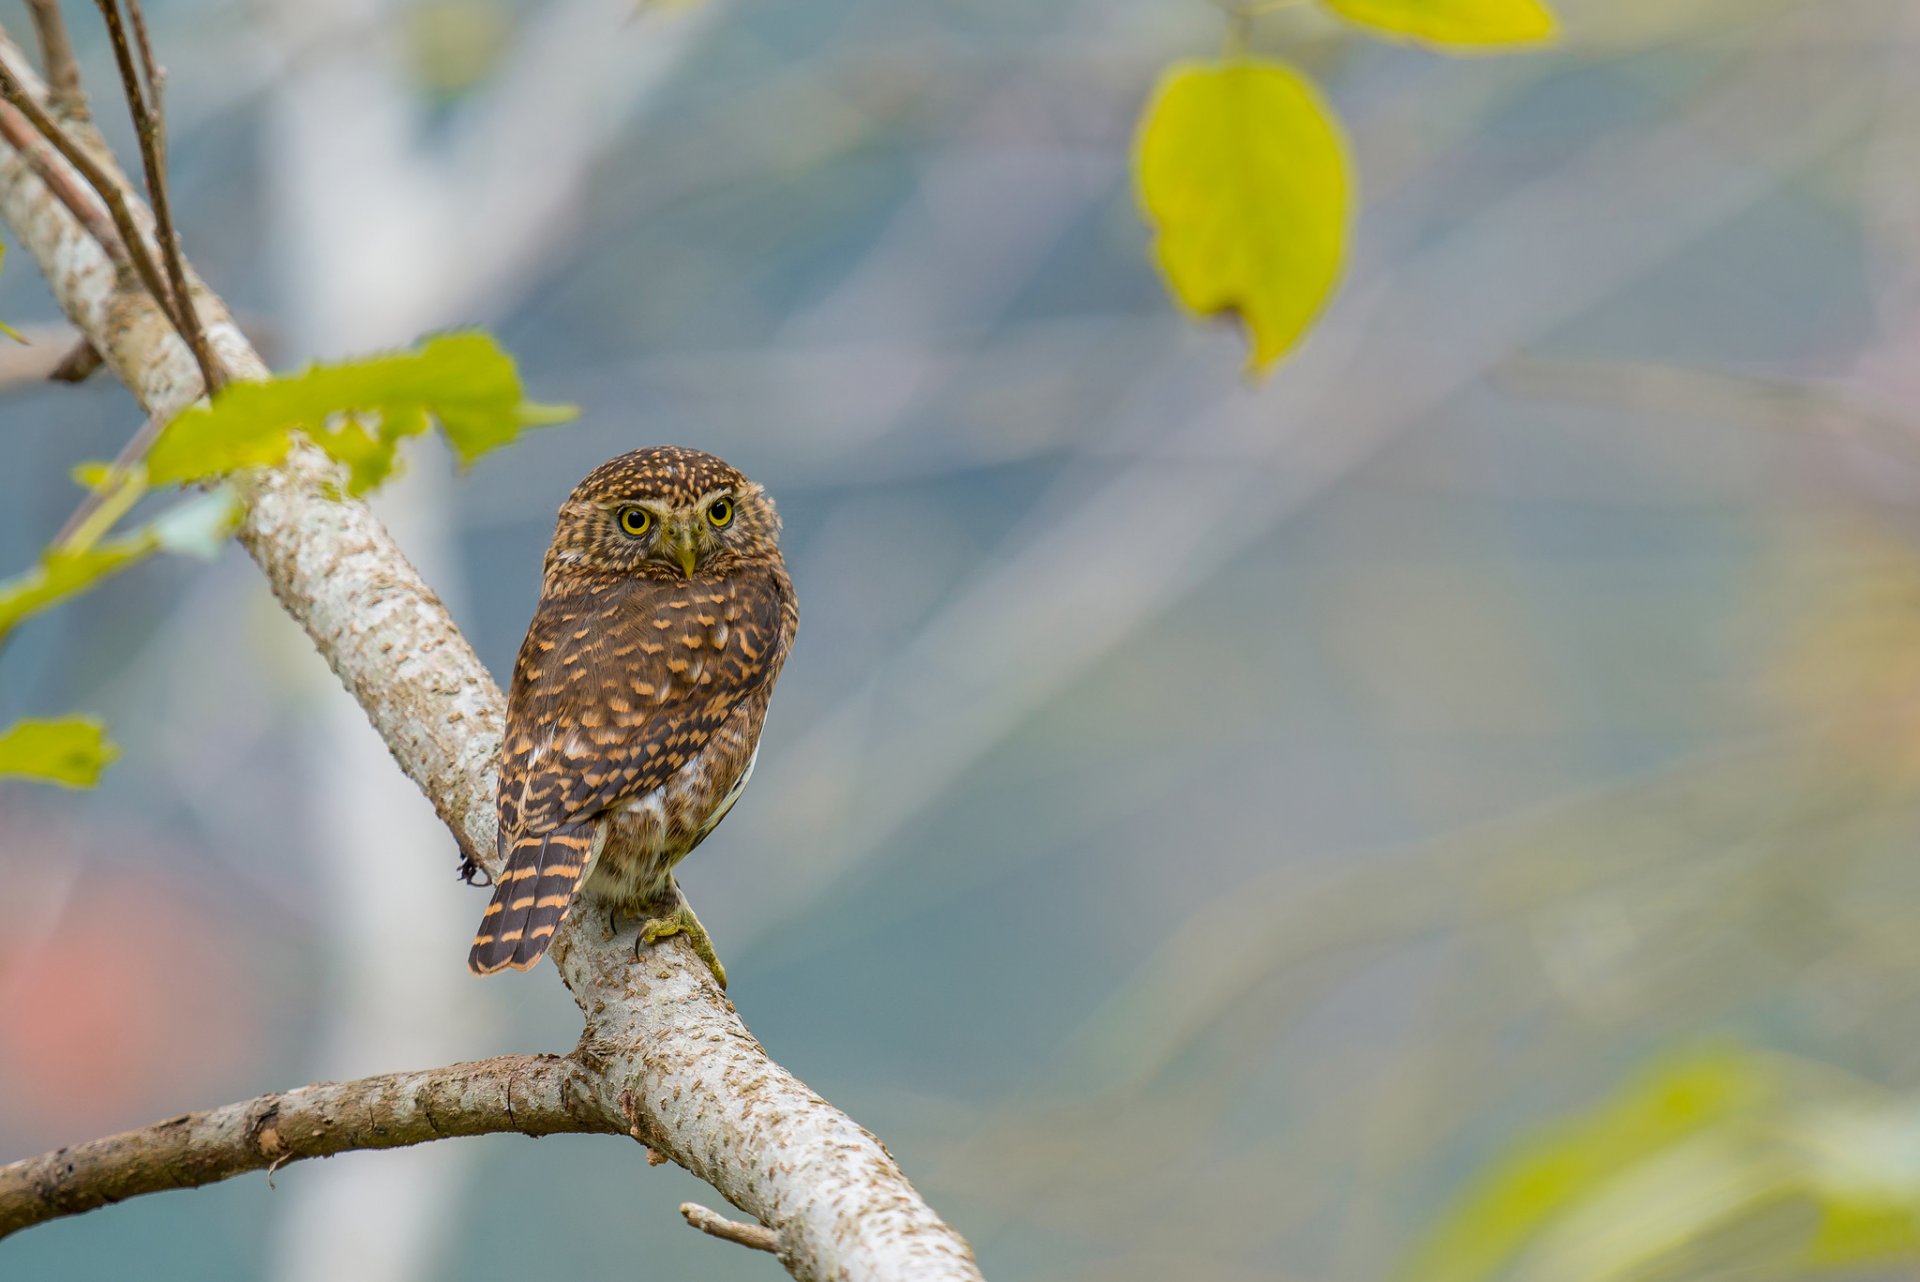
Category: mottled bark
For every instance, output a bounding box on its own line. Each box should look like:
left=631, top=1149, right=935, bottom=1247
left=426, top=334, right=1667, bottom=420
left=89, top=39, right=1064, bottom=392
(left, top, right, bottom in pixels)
left=0, top=23, right=980, bottom=1281
left=0, top=1056, right=606, bottom=1238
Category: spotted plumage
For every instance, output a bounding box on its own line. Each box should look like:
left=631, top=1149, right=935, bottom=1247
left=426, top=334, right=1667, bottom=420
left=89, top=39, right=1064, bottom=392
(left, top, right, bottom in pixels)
left=468, top=446, right=798, bottom=979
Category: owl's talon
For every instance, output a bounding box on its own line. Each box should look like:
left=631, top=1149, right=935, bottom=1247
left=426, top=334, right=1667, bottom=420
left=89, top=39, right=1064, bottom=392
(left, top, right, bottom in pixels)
left=636, top=892, right=727, bottom=990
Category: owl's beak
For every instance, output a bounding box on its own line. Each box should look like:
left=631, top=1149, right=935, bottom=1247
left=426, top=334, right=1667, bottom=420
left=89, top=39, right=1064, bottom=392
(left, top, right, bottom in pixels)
left=663, top=525, right=698, bottom=578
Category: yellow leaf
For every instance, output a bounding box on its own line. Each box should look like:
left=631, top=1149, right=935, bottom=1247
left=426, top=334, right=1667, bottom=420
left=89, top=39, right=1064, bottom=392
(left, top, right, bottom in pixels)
left=0, top=717, right=119, bottom=788
left=1134, top=59, right=1351, bottom=376
left=1322, top=0, right=1557, bottom=49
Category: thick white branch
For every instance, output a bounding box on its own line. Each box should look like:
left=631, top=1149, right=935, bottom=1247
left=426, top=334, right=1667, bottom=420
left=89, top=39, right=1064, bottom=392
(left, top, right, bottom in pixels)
left=0, top=24, right=980, bottom=1281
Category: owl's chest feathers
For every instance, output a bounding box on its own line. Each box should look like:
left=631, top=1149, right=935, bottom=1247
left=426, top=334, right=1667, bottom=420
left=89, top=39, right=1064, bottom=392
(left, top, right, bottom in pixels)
left=579, top=700, right=767, bottom=907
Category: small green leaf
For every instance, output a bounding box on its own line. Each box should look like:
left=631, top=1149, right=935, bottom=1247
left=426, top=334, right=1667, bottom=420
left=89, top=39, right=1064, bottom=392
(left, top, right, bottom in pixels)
left=1134, top=59, right=1352, bottom=375
left=144, top=332, right=574, bottom=492
left=0, top=717, right=119, bottom=788
left=0, top=532, right=159, bottom=640
left=70, top=461, right=117, bottom=492
left=1322, top=0, right=1557, bottom=48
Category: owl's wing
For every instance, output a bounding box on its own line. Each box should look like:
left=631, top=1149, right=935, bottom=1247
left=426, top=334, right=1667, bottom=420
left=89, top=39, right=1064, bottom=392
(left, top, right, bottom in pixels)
left=498, top=566, right=795, bottom=843
left=472, top=567, right=793, bottom=974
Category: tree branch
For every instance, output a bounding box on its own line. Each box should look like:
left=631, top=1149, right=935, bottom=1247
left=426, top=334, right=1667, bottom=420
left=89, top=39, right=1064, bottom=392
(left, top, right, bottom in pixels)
left=0, top=1055, right=607, bottom=1238
left=682, top=1201, right=784, bottom=1255
left=0, top=21, right=981, bottom=1282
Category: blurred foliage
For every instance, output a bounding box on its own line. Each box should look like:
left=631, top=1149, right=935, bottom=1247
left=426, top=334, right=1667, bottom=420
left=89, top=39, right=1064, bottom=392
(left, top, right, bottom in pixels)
left=0, top=529, right=161, bottom=639
left=1404, top=1046, right=1920, bottom=1282
left=0, top=472, right=234, bottom=634
left=0, top=717, right=118, bottom=788
left=1132, top=0, right=1556, bottom=372
left=401, top=0, right=514, bottom=99
left=1325, top=0, right=1557, bottom=47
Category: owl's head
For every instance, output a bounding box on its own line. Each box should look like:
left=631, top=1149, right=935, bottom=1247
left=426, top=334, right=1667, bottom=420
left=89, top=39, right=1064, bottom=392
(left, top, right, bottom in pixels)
left=547, top=446, right=783, bottom=579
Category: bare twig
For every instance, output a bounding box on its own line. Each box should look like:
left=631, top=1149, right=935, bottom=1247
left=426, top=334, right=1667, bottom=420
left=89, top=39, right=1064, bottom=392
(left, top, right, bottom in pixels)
left=681, top=1202, right=784, bottom=1256
left=0, top=1054, right=607, bottom=1237
left=47, top=334, right=99, bottom=381
left=24, top=0, right=83, bottom=117
left=123, top=0, right=158, bottom=100
left=94, top=0, right=219, bottom=392
left=0, top=99, right=120, bottom=263
left=0, top=59, right=182, bottom=338
left=50, top=407, right=160, bottom=545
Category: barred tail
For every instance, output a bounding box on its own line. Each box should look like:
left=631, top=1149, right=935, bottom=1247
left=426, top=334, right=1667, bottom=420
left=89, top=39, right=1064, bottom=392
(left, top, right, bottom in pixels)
left=468, top=823, right=596, bottom=974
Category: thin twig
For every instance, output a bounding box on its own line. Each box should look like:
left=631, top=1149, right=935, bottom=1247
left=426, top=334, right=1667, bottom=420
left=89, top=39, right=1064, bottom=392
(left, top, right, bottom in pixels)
left=681, top=1202, right=783, bottom=1256
left=125, top=0, right=160, bottom=101
left=0, top=62, right=183, bottom=337
left=24, top=0, right=84, bottom=117
left=95, top=0, right=220, bottom=393
left=51, top=409, right=162, bottom=546
left=48, top=336, right=101, bottom=382
left=0, top=99, right=122, bottom=265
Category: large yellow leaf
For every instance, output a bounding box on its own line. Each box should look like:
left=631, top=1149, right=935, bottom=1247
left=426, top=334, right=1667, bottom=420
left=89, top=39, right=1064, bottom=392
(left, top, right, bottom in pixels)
left=1323, top=0, right=1557, bottom=48
left=1134, top=59, right=1351, bottom=376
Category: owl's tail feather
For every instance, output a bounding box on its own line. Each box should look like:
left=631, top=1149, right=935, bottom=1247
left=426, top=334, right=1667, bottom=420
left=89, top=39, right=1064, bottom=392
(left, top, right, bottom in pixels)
left=468, top=823, right=596, bottom=974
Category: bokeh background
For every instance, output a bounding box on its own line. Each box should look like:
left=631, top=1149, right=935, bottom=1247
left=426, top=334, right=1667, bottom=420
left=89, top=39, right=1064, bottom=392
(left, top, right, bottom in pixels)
left=6, top=0, right=1920, bottom=1278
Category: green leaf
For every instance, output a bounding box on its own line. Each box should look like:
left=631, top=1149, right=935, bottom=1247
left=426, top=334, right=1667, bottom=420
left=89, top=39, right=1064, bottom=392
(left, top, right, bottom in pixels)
left=0, top=717, right=119, bottom=788
left=1322, top=0, right=1557, bottom=48
left=0, top=531, right=160, bottom=640
left=1134, top=59, right=1351, bottom=376
left=142, top=332, right=574, bottom=492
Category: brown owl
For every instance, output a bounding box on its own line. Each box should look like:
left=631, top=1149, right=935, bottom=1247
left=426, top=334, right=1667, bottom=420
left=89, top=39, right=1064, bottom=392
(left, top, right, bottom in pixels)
left=467, top=446, right=798, bottom=984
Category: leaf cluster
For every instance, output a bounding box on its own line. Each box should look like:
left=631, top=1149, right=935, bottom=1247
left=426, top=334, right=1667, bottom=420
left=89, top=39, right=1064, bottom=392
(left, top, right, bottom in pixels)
left=1, top=328, right=571, bottom=786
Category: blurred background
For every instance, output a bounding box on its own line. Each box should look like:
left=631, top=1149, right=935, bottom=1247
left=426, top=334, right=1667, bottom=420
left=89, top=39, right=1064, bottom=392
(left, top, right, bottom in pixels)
left=5, top=0, right=1920, bottom=1278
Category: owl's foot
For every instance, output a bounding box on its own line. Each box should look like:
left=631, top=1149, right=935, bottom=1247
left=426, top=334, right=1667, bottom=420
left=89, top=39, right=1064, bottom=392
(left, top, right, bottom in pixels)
left=636, top=891, right=727, bottom=990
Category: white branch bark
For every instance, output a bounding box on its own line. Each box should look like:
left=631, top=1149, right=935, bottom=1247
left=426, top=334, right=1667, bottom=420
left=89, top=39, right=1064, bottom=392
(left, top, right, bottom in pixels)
left=0, top=24, right=980, bottom=1282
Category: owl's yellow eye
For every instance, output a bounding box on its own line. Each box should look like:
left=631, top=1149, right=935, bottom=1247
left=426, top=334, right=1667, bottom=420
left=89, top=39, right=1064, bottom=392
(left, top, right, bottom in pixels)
left=618, top=507, right=652, bottom=537
left=707, top=498, right=734, bottom=529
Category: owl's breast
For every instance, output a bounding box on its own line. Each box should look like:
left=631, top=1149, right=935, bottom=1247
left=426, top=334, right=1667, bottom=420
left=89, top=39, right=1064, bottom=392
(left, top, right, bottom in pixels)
left=580, top=696, right=769, bottom=907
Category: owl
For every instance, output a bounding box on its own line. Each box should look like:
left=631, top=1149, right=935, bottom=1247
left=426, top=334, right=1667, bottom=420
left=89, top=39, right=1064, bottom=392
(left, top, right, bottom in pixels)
left=467, top=446, right=799, bottom=984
